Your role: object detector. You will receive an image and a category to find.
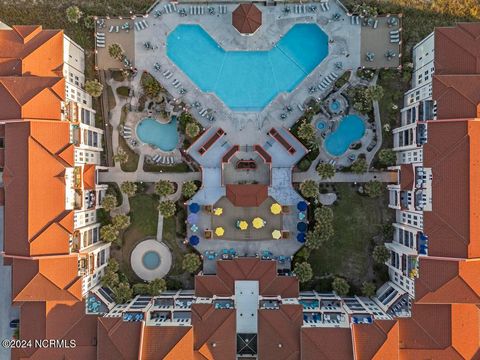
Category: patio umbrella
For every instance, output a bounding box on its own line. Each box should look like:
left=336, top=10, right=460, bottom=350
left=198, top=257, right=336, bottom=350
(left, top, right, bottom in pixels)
left=190, top=224, right=199, bottom=232
left=189, top=235, right=199, bottom=246
left=297, top=222, right=307, bottom=232
left=238, top=220, right=248, bottom=230
left=214, top=208, right=223, bottom=216
left=272, top=230, right=282, bottom=239
left=187, top=213, right=199, bottom=224
left=189, top=203, right=200, bottom=213
left=297, top=201, right=308, bottom=211
left=270, top=203, right=282, bottom=215
left=215, top=227, right=225, bottom=236
left=252, top=217, right=265, bottom=229
left=297, top=233, right=306, bottom=243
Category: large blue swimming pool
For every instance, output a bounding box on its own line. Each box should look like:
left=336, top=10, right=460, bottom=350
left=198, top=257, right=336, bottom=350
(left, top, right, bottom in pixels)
left=136, top=117, right=179, bottom=152
left=324, top=115, right=365, bottom=156
left=167, top=24, right=329, bottom=111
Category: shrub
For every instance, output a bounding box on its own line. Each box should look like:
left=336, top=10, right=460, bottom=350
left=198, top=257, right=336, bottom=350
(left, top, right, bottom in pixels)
left=332, top=277, right=350, bottom=296
left=185, top=122, right=200, bottom=138
left=294, top=262, right=313, bottom=283
left=111, top=282, right=133, bottom=304
left=361, top=281, right=377, bottom=297
left=113, top=148, right=128, bottom=165
left=373, top=245, right=390, bottom=264
left=140, top=71, right=162, bottom=98
left=108, top=43, right=124, bottom=61
left=182, top=253, right=202, bottom=273
left=112, top=214, right=131, bottom=230
left=84, top=15, right=95, bottom=29
left=378, top=149, right=396, bottom=167
left=66, top=6, right=83, bottom=23
left=116, top=86, right=130, bottom=97
left=101, top=194, right=117, bottom=211
left=351, top=158, right=368, bottom=173
left=364, top=181, right=383, bottom=198
left=297, top=120, right=316, bottom=146
left=299, top=180, right=318, bottom=199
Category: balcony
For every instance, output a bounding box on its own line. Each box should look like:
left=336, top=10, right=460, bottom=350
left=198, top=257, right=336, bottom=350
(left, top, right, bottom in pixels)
left=214, top=299, right=234, bottom=310
left=415, top=190, right=426, bottom=211
left=299, top=299, right=319, bottom=310
left=400, top=191, right=410, bottom=209
left=416, top=123, right=428, bottom=146
left=260, top=299, right=280, bottom=310
left=417, top=232, right=429, bottom=255
left=415, top=167, right=426, bottom=189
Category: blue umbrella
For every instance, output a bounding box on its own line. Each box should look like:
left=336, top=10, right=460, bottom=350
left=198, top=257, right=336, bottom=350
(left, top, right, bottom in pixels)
left=189, top=203, right=200, bottom=213
left=297, top=233, right=306, bottom=243
left=187, top=213, right=199, bottom=224
left=189, top=235, right=199, bottom=246
left=297, top=222, right=307, bottom=232
left=297, top=201, right=308, bottom=211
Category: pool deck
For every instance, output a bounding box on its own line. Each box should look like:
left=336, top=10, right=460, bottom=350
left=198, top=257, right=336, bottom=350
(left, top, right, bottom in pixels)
left=132, top=1, right=362, bottom=145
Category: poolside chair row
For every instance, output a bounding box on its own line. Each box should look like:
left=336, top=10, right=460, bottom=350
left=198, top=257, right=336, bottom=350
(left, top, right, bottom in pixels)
left=293, top=4, right=308, bottom=14
left=96, top=32, right=106, bottom=48
left=108, top=25, right=120, bottom=33
left=190, top=6, right=205, bottom=15
left=219, top=5, right=228, bottom=14
left=152, top=154, right=176, bottom=165
left=164, top=71, right=173, bottom=79
left=172, top=79, right=182, bottom=88
left=390, top=29, right=400, bottom=43
left=164, top=2, right=177, bottom=14
left=134, top=20, right=149, bottom=31
left=318, top=72, right=338, bottom=91
left=350, top=15, right=360, bottom=25
left=320, top=1, right=330, bottom=12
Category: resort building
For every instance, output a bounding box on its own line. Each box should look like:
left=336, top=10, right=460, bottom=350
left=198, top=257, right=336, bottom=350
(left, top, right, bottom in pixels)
left=0, top=23, right=109, bottom=304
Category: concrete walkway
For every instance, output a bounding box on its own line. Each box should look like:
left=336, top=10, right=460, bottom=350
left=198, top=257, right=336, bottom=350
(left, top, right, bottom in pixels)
left=99, top=168, right=201, bottom=183
left=292, top=170, right=398, bottom=183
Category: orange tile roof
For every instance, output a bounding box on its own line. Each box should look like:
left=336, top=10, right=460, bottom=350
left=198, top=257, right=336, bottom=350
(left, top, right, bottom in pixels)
left=11, top=256, right=82, bottom=302
left=399, top=164, right=414, bottom=190
left=141, top=326, right=194, bottom=360
left=352, top=320, right=399, bottom=360
left=12, top=301, right=97, bottom=360
left=257, top=305, right=302, bottom=360
left=433, top=75, right=480, bottom=119
left=415, top=258, right=480, bottom=304
left=423, top=119, right=480, bottom=259
left=301, top=327, right=354, bottom=360
left=83, top=164, right=96, bottom=190
left=225, top=184, right=269, bottom=207
left=0, top=25, right=64, bottom=77
left=191, top=304, right=236, bottom=360
left=0, top=76, right=64, bottom=121
left=3, top=120, right=74, bottom=257
left=97, top=317, right=143, bottom=360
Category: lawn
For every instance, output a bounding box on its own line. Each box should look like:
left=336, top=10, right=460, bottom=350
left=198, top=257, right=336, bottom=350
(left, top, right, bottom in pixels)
left=308, top=183, right=393, bottom=294
left=118, top=135, right=140, bottom=172
left=128, top=194, right=159, bottom=236
left=162, top=217, right=185, bottom=276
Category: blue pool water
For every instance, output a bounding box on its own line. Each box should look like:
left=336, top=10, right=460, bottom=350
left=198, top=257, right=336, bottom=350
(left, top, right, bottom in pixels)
left=136, top=117, right=179, bottom=152
left=167, top=24, right=329, bottom=111
left=142, top=251, right=161, bottom=270
left=316, top=121, right=326, bottom=130
left=324, top=115, right=365, bottom=156
left=329, top=100, right=340, bottom=112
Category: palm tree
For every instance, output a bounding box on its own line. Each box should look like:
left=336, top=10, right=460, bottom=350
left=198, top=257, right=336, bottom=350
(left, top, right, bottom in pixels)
left=84, top=15, right=95, bottom=29
left=155, top=180, right=175, bottom=198
left=158, top=200, right=176, bottom=218
left=305, top=231, right=323, bottom=250
left=182, top=253, right=202, bottom=273
left=113, top=149, right=128, bottom=165
left=85, top=79, right=103, bottom=98
left=365, top=181, right=384, bottom=198
left=372, top=245, right=390, bottom=264
left=66, top=5, right=83, bottom=23
left=378, top=149, right=396, bottom=167
left=112, top=214, right=131, bottom=230
left=108, top=43, right=124, bottom=61
left=185, top=122, right=200, bottom=138
left=112, top=282, right=133, bottom=304
left=316, top=163, right=335, bottom=180
left=332, top=277, right=350, bottom=296
left=182, top=181, right=198, bottom=199
left=299, top=180, right=318, bottom=199
left=120, top=181, right=137, bottom=197
left=351, top=158, right=368, bottom=173
left=101, top=269, right=119, bottom=288
left=297, top=120, right=316, bottom=145
left=106, top=258, right=119, bottom=273
left=100, top=224, right=119, bottom=243
left=361, top=281, right=376, bottom=297
left=140, top=71, right=162, bottom=98
left=366, top=85, right=384, bottom=101
left=101, top=194, right=117, bottom=211
left=293, top=262, right=313, bottom=283
left=314, top=206, right=334, bottom=225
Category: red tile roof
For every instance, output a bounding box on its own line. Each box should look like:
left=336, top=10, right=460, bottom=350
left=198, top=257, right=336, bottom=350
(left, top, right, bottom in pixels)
left=141, top=326, right=194, bottom=360
left=257, top=305, right=302, bottom=360
left=433, top=75, right=480, bottom=119
left=399, top=164, right=414, bottom=190
left=301, top=327, right=354, bottom=360
left=423, top=119, right=480, bottom=258
left=225, top=184, right=269, bottom=207
left=97, top=317, right=143, bottom=360
left=3, top=120, right=74, bottom=258
left=232, top=4, right=262, bottom=34
left=352, top=320, right=399, bottom=360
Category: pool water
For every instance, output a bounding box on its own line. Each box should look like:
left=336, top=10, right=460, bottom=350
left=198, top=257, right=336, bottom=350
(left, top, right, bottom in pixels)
left=167, top=24, right=329, bottom=111
left=324, top=115, right=365, bottom=156
left=142, top=251, right=161, bottom=270
left=316, top=121, right=326, bottom=130
left=136, top=117, right=179, bottom=152
left=329, top=100, right=340, bottom=112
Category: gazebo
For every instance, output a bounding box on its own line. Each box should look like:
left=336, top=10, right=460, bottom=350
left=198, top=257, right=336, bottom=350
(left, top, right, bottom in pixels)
left=232, top=4, right=262, bottom=35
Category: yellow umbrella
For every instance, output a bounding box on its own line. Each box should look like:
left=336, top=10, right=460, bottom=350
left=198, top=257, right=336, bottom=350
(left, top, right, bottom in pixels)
left=270, top=203, right=282, bottom=215
left=252, top=217, right=265, bottom=229
left=215, top=227, right=225, bottom=236
left=239, top=221, right=248, bottom=230
left=272, top=230, right=282, bottom=239
left=214, top=208, right=223, bottom=216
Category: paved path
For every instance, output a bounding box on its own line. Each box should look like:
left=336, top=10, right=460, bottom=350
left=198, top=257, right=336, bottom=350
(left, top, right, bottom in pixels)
left=156, top=213, right=164, bottom=241
left=292, top=170, right=398, bottom=183
left=99, top=168, right=201, bottom=183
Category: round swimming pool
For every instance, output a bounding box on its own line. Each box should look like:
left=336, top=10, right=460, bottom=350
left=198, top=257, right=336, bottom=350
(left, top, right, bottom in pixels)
left=316, top=121, right=327, bottom=130
left=329, top=100, right=340, bottom=112
left=324, top=115, right=365, bottom=156
left=136, top=117, right=179, bottom=152
left=142, top=251, right=161, bottom=270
